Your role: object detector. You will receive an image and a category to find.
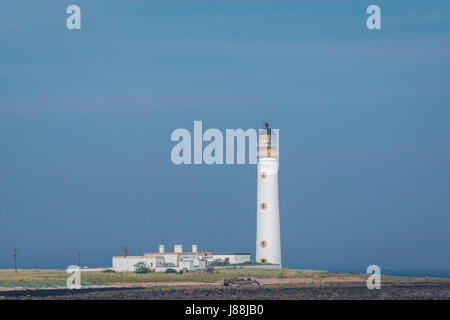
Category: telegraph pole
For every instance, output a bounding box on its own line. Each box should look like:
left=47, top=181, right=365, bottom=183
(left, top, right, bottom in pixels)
left=78, top=251, right=81, bottom=267
left=13, top=249, right=17, bottom=274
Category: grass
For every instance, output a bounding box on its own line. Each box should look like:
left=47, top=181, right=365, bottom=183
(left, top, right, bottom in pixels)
left=0, top=269, right=110, bottom=287
left=0, top=268, right=409, bottom=288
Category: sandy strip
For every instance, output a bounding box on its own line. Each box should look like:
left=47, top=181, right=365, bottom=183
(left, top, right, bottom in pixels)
left=256, top=276, right=365, bottom=285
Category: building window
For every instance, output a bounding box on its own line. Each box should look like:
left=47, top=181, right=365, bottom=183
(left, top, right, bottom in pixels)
left=260, top=258, right=267, bottom=263
left=260, top=240, right=267, bottom=248
left=260, top=203, right=267, bottom=210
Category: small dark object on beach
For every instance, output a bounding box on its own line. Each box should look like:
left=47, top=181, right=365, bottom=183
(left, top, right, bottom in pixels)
left=223, top=278, right=260, bottom=286
left=102, top=269, right=116, bottom=273
left=165, top=268, right=177, bottom=274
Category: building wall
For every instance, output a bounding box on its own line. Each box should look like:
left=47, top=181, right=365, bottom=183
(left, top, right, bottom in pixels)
left=211, top=254, right=250, bottom=265
left=112, top=256, right=157, bottom=272
left=179, top=260, right=193, bottom=270
left=144, top=253, right=178, bottom=266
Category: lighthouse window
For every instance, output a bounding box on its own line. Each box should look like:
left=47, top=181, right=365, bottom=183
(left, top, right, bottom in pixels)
left=260, top=203, right=267, bottom=210
left=260, top=258, right=267, bottom=263
left=260, top=172, right=266, bottom=179
left=260, top=241, right=267, bottom=248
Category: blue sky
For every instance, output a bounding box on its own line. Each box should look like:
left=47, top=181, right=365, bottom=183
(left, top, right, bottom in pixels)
left=1, top=0, right=450, bottom=271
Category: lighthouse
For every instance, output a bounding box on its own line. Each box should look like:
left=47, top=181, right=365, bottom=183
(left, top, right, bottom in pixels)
left=256, top=123, right=281, bottom=267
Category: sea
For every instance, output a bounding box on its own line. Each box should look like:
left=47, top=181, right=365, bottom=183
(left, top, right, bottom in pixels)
left=325, top=267, right=450, bottom=279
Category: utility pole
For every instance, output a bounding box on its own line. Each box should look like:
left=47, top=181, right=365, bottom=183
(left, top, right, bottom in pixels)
left=13, top=249, right=17, bottom=274
left=78, top=251, right=81, bottom=267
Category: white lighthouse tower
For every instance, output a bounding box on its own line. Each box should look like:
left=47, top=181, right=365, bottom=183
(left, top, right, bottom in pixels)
left=256, top=123, right=281, bottom=267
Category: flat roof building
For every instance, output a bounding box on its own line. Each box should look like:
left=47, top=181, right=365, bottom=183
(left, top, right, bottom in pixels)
left=112, top=243, right=251, bottom=272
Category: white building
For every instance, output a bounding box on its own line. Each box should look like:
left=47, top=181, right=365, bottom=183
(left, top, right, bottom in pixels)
left=256, top=123, right=282, bottom=267
left=112, top=244, right=250, bottom=272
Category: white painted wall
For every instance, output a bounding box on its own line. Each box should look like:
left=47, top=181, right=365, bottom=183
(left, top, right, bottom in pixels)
left=112, top=256, right=157, bottom=272
left=211, top=254, right=250, bottom=265
left=160, top=254, right=178, bottom=266
left=179, top=260, right=193, bottom=270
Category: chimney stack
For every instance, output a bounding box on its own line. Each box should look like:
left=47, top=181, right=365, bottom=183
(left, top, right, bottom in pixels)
left=174, top=243, right=183, bottom=253
left=192, top=244, right=198, bottom=253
